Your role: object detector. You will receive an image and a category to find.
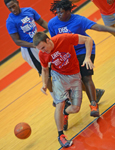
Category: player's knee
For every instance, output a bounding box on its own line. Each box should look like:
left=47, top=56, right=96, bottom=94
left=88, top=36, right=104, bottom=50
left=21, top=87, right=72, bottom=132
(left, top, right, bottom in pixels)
left=82, top=75, right=92, bottom=84
left=72, top=105, right=80, bottom=113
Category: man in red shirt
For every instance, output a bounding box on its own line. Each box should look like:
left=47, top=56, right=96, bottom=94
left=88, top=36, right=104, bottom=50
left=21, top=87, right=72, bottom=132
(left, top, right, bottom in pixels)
left=33, top=32, right=94, bottom=147
left=70, top=0, right=115, bottom=35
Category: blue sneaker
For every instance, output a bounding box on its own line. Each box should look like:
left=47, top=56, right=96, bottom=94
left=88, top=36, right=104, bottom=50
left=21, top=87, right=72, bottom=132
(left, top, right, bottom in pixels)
left=96, top=89, right=105, bottom=103
left=90, top=100, right=99, bottom=117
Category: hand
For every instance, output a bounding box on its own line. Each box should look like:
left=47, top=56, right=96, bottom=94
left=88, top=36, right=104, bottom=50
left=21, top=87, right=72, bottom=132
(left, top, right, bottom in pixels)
left=41, top=86, right=47, bottom=95
left=81, top=58, right=95, bottom=69
left=107, top=0, right=114, bottom=5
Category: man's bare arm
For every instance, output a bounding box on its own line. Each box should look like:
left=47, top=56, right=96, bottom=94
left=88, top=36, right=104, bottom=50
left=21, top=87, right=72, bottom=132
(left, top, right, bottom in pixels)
left=10, top=33, right=35, bottom=48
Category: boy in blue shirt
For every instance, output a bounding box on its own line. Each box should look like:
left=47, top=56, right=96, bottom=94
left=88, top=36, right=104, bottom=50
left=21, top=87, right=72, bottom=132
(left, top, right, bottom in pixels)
left=4, top=0, right=53, bottom=98
left=48, top=0, right=115, bottom=131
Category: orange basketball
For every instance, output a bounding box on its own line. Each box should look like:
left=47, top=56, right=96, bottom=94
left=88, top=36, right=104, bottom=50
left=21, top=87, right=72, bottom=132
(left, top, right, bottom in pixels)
left=14, top=122, right=31, bottom=139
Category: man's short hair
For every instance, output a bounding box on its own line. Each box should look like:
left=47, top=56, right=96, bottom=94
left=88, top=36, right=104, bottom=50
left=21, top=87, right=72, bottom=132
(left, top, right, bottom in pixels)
left=33, top=32, right=49, bottom=46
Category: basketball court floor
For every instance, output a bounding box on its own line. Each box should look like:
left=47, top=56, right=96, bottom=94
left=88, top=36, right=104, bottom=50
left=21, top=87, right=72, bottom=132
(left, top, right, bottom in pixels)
left=1, top=1, right=115, bottom=150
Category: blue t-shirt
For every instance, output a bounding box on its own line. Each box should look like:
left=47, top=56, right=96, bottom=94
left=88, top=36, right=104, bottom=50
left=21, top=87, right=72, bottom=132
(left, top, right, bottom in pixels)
left=6, top=7, right=41, bottom=45
left=48, top=14, right=96, bottom=55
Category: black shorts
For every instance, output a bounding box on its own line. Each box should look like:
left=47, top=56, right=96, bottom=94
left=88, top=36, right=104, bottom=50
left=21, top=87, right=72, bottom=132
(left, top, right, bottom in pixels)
left=77, top=54, right=95, bottom=77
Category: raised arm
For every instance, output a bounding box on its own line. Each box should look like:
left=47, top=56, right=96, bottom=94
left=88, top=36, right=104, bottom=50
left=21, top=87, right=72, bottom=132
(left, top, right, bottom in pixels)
left=91, top=24, right=115, bottom=36
left=78, top=34, right=94, bottom=69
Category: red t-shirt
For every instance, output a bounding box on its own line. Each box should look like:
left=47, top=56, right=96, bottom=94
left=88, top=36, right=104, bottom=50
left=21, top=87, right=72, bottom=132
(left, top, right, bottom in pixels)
left=92, top=0, right=115, bottom=15
left=39, top=33, right=80, bottom=75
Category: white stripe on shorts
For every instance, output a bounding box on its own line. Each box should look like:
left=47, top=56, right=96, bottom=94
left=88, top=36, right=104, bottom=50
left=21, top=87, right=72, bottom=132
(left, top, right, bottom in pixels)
left=21, top=47, right=40, bottom=70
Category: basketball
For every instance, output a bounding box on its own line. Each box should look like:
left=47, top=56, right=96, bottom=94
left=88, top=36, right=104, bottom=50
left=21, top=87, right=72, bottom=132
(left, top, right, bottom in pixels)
left=14, top=122, right=31, bottom=139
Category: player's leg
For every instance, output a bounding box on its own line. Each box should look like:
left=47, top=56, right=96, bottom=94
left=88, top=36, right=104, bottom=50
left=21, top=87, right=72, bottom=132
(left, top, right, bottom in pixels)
left=82, top=75, right=96, bottom=103
left=82, top=77, right=105, bottom=104
left=82, top=75, right=100, bottom=117
left=77, top=54, right=100, bottom=117
left=55, top=102, right=73, bottom=147
left=52, top=70, right=73, bottom=147
left=63, top=54, right=104, bottom=130
left=63, top=73, right=82, bottom=130
left=78, top=54, right=105, bottom=104
left=54, top=101, right=65, bottom=132
left=63, top=97, right=71, bottom=131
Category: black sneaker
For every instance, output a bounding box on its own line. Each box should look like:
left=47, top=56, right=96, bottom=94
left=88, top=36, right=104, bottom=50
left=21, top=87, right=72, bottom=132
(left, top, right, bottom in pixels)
left=90, top=100, right=99, bottom=117
left=58, top=134, right=73, bottom=147
left=96, top=89, right=105, bottom=103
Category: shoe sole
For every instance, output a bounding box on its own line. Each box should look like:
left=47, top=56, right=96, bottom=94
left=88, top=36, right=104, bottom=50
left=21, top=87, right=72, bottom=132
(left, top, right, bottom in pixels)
left=65, top=140, right=73, bottom=148
left=90, top=111, right=99, bottom=117
left=96, top=89, right=105, bottom=103
left=58, top=138, right=73, bottom=148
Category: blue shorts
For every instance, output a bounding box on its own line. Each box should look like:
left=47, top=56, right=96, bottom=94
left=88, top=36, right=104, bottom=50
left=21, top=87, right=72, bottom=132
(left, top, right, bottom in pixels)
left=101, top=13, right=115, bottom=26
left=51, top=70, right=82, bottom=106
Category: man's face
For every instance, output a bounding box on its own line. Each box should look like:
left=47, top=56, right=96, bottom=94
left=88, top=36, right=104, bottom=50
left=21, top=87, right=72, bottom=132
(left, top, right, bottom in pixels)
left=6, top=0, right=21, bottom=15
left=36, top=39, right=54, bottom=54
left=56, top=8, right=71, bottom=21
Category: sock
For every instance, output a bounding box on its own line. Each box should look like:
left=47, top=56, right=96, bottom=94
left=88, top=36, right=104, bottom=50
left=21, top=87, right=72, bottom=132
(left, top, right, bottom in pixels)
left=58, top=131, right=64, bottom=137
left=91, top=100, right=96, bottom=106
left=64, top=109, right=69, bottom=115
